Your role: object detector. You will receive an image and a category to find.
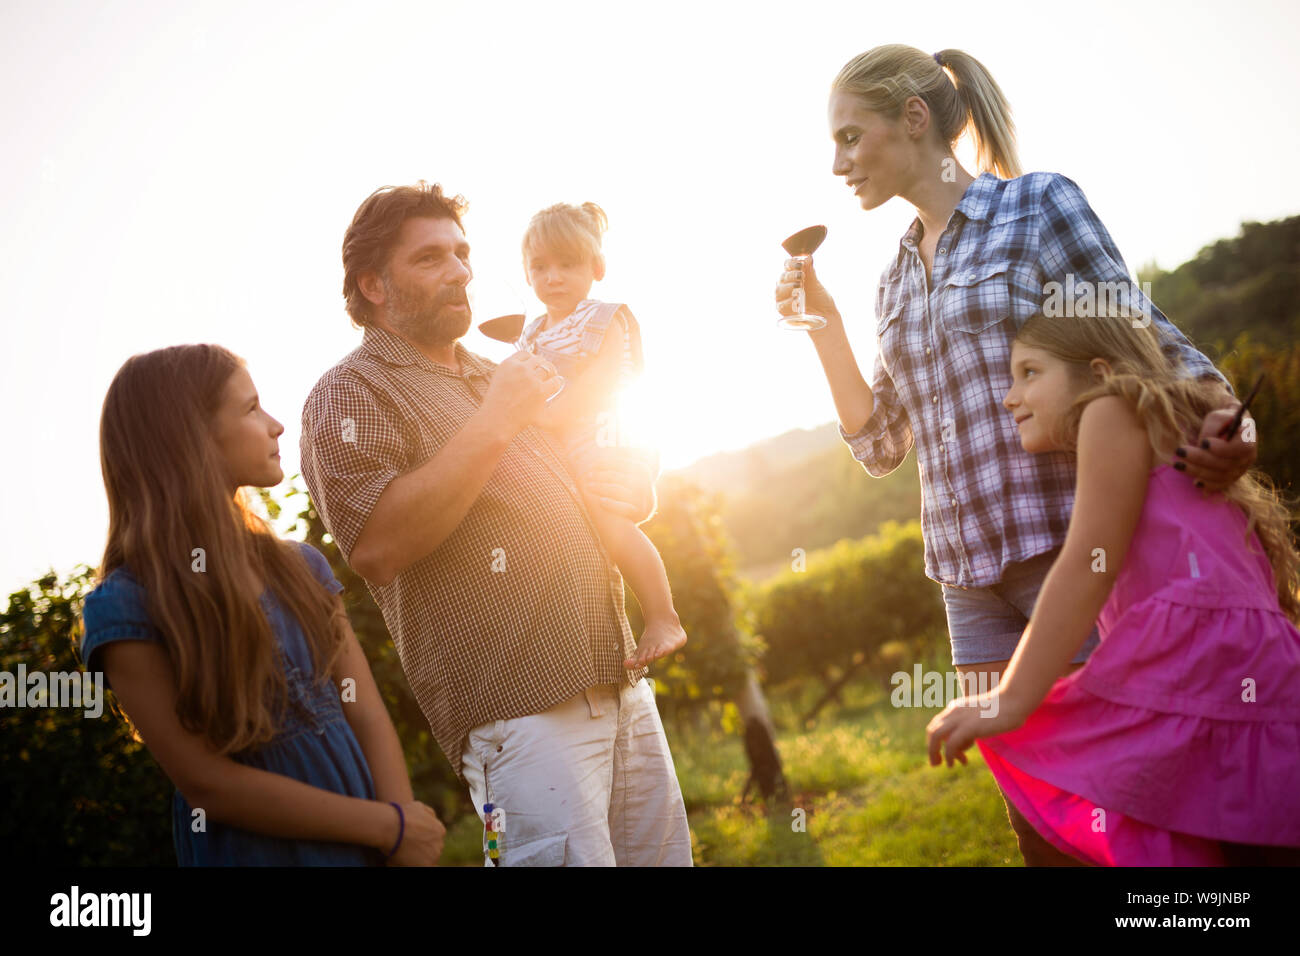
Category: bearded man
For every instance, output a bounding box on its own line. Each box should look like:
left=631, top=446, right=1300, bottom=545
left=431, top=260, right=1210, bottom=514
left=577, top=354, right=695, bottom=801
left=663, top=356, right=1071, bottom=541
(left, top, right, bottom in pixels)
left=299, top=182, right=692, bottom=867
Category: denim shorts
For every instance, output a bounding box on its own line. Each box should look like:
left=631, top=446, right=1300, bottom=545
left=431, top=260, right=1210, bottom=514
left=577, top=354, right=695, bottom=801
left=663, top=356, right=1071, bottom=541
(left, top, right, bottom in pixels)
left=941, top=549, right=1101, bottom=666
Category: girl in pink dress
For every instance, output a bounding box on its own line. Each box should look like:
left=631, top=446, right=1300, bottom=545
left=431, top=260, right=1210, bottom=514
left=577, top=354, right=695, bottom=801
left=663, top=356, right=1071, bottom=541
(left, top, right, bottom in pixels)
left=926, top=309, right=1300, bottom=866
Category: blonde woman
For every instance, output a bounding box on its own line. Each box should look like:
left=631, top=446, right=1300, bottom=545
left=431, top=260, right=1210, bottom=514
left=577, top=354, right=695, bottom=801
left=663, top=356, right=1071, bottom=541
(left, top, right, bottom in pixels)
left=774, top=45, right=1257, bottom=864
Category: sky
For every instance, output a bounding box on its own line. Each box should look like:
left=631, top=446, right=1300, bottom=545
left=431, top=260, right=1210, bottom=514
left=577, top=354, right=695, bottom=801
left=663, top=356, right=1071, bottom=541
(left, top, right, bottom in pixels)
left=2, top=0, right=1298, bottom=594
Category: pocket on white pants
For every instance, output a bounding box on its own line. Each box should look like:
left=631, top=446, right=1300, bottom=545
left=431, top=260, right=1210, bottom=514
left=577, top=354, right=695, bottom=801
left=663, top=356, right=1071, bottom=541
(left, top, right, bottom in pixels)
left=505, top=832, right=568, bottom=867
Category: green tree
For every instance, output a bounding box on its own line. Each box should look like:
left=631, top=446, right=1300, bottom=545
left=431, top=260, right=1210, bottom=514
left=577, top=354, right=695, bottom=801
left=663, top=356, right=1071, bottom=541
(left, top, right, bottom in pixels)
left=2, top=569, right=175, bottom=865
left=1142, top=215, right=1300, bottom=352
left=751, top=520, right=947, bottom=724
left=628, top=474, right=789, bottom=802
left=1215, top=335, right=1300, bottom=498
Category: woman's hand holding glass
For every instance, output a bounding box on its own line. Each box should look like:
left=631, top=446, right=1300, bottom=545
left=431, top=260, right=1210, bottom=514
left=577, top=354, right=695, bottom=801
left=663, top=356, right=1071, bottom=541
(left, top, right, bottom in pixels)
left=774, top=256, right=841, bottom=331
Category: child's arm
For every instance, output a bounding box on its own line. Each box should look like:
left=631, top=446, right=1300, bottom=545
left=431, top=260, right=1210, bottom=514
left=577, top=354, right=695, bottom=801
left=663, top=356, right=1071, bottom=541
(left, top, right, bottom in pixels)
left=98, top=640, right=430, bottom=857
left=928, top=396, right=1152, bottom=765
left=535, top=310, right=627, bottom=435
left=995, top=396, right=1152, bottom=718
left=329, top=598, right=414, bottom=805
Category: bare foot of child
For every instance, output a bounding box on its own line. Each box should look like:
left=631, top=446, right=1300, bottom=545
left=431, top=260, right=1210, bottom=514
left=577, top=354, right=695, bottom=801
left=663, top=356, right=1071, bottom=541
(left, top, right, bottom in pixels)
left=624, top=616, right=687, bottom=669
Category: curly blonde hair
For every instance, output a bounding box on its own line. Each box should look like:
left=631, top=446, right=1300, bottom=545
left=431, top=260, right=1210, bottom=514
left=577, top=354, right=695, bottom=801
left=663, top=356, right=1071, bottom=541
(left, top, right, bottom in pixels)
left=1016, top=311, right=1300, bottom=624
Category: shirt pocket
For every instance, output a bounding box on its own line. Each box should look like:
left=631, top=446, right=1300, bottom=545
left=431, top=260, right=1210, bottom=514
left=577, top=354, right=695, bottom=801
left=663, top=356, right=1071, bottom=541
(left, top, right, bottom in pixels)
left=940, top=259, right=1013, bottom=335
left=505, top=832, right=568, bottom=866
left=875, top=301, right=908, bottom=376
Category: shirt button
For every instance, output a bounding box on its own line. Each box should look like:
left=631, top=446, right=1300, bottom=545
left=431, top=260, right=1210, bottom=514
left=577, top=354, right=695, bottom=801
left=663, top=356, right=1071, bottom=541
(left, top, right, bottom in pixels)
left=938, top=247, right=946, bottom=255
left=932, top=395, right=938, bottom=403
left=951, top=498, right=958, bottom=507
left=925, top=347, right=932, bottom=355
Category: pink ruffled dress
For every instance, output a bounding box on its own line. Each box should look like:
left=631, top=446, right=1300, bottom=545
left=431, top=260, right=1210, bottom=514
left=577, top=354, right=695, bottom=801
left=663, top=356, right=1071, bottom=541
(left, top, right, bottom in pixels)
left=978, top=463, right=1300, bottom=865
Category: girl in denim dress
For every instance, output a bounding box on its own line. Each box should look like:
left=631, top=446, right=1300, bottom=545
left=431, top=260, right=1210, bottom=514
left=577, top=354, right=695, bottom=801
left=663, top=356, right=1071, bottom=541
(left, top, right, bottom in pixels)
left=80, top=344, right=443, bottom=865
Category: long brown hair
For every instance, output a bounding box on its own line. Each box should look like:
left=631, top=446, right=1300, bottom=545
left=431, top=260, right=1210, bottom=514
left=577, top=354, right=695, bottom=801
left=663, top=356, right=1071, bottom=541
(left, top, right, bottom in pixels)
left=832, top=45, right=1022, bottom=179
left=96, top=345, right=347, bottom=754
left=1016, top=312, right=1300, bottom=623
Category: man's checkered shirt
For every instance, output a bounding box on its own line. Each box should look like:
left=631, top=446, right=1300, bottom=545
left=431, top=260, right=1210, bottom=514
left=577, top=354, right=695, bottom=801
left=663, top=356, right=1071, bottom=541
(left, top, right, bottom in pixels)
left=300, top=327, right=643, bottom=781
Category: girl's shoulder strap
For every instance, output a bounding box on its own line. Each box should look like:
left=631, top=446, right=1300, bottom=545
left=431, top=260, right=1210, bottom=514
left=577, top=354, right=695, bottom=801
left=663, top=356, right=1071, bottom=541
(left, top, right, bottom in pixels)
left=579, top=301, right=644, bottom=374
left=520, top=314, right=548, bottom=350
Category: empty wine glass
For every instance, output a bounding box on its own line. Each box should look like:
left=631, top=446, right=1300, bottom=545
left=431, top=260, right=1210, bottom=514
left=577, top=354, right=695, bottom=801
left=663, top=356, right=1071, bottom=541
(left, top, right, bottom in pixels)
left=477, top=313, right=566, bottom=402
left=778, top=224, right=828, bottom=331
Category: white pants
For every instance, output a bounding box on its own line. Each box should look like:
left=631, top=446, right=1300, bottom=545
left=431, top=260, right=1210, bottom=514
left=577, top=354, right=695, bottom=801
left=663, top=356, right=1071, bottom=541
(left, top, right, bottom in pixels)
left=460, top=678, right=693, bottom=866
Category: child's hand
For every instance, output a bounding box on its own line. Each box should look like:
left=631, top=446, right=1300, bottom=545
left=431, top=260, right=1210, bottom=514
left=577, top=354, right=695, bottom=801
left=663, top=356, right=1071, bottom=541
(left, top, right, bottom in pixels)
left=385, top=800, right=446, bottom=866
left=1177, top=404, right=1258, bottom=493
left=582, top=453, right=658, bottom=524
left=926, top=691, right=1024, bottom=767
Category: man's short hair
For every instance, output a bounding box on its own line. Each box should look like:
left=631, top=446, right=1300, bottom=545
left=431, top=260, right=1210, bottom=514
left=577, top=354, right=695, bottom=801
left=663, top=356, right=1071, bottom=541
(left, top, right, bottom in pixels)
left=342, top=181, right=469, bottom=328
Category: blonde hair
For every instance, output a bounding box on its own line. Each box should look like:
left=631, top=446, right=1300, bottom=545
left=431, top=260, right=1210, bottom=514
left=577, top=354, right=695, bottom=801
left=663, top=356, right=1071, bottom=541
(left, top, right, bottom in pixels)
left=522, top=201, right=607, bottom=268
left=832, top=45, right=1022, bottom=179
left=1016, top=312, right=1300, bottom=624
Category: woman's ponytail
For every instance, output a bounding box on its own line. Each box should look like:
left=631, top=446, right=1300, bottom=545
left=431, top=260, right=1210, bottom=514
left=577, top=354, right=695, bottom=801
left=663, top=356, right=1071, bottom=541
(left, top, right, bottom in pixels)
left=933, top=49, right=1021, bottom=179
left=833, top=44, right=1022, bottom=180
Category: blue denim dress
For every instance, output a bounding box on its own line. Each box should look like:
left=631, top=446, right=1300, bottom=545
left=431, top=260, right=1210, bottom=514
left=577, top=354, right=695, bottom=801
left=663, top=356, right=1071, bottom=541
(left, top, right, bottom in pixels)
left=80, top=542, right=383, bottom=866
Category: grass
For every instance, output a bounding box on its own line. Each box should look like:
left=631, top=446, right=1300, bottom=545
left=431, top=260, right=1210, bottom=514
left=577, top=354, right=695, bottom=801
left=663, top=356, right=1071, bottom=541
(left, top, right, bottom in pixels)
left=438, top=668, right=1022, bottom=867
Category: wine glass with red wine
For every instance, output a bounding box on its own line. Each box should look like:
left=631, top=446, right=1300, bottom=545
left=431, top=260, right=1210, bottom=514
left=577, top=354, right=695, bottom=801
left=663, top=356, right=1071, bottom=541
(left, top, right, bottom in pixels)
left=778, top=225, right=828, bottom=331
left=477, top=313, right=566, bottom=402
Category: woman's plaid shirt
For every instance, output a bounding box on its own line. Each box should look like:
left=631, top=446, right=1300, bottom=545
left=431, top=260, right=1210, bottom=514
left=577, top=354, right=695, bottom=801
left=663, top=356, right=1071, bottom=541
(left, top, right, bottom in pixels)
left=840, top=172, right=1230, bottom=588
left=300, top=327, right=643, bottom=781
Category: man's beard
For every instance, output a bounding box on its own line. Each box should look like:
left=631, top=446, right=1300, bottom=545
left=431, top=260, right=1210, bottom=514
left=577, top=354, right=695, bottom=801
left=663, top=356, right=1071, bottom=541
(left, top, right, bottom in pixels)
left=381, top=272, right=472, bottom=348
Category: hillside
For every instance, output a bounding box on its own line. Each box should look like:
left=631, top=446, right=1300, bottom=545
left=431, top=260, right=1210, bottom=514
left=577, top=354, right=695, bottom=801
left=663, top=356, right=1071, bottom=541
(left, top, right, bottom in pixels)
left=1141, top=215, right=1300, bottom=355
left=672, top=423, right=842, bottom=494
left=667, top=423, right=921, bottom=579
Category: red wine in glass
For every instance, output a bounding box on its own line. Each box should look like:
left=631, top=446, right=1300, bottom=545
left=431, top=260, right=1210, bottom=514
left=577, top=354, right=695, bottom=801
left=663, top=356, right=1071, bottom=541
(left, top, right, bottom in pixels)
left=478, top=313, right=566, bottom=402
left=779, top=225, right=828, bottom=330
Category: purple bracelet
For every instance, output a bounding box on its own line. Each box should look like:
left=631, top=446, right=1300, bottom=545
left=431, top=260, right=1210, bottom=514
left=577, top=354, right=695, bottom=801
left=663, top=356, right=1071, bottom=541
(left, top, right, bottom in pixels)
left=383, top=802, right=405, bottom=861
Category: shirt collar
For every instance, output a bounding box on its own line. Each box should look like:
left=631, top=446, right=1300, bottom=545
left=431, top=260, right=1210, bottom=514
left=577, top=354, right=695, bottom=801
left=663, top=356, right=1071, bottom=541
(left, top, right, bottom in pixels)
left=360, top=325, right=494, bottom=379
left=526, top=299, right=595, bottom=336
left=901, top=171, right=1002, bottom=248
left=953, top=171, right=1002, bottom=223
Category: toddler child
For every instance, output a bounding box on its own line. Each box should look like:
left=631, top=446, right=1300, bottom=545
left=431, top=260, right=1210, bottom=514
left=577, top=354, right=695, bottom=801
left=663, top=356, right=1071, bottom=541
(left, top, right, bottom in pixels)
left=520, top=202, right=687, bottom=669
